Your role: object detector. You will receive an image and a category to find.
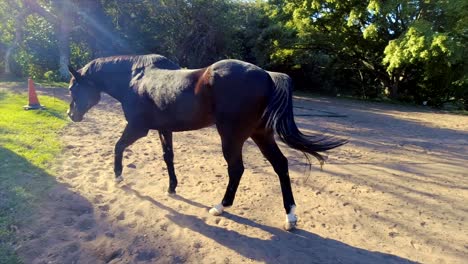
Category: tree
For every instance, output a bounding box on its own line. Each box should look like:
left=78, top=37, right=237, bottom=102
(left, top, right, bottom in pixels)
left=1, top=0, right=26, bottom=75
left=1, top=0, right=72, bottom=79
left=382, top=1, right=467, bottom=106
left=99, top=0, right=259, bottom=67
left=260, top=0, right=467, bottom=106
left=1, top=0, right=465, bottom=108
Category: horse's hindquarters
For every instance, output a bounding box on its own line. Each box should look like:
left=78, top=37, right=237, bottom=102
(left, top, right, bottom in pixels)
left=210, top=60, right=272, bottom=128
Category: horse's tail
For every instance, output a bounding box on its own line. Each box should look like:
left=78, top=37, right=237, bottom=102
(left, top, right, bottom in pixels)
left=263, top=71, right=347, bottom=164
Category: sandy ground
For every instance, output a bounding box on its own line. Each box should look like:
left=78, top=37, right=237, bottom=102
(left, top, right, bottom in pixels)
left=14, top=87, right=468, bottom=263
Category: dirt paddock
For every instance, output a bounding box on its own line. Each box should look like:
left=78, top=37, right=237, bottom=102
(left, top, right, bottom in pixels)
left=17, top=90, right=468, bottom=263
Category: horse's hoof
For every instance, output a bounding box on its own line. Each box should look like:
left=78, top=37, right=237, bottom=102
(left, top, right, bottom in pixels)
left=166, top=190, right=177, bottom=196
left=209, top=207, right=222, bottom=216
left=284, top=207, right=297, bottom=231
left=209, top=204, right=224, bottom=216
left=166, top=186, right=177, bottom=195
left=284, top=220, right=297, bottom=231
left=115, top=175, right=124, bottom=183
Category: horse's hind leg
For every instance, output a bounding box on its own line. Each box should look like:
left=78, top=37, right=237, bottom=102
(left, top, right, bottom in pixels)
left=158, top=130, right=178, bottom=194
left=251, top=130, right=297, bottom=231
left=209, top=124, right=249, bottom=216
left=114, top=124, right=148, bottom=183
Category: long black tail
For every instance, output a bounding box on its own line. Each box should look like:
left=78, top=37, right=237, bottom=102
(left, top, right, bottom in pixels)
left=264, top=71, right=347, bottom=164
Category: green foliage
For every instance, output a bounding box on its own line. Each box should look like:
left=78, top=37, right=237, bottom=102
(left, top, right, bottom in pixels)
left=0, top=0, right=466, bottom=108
left=259, top=0, right=467, bottom=108
left=8, top=14, right=59, bottom=79
left=43, top=70, right=60, bottom=82
left=0, top=2, right=16, bottom=44
left=381, top=1, right=468, bottom=106
left=99, top=0, right=262, bottom=67
left=0, top=90, right=69, bottom=264
left=69, top=42, right=93, bottom=69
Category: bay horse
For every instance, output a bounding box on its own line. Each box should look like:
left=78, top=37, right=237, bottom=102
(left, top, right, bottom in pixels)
left=66, top=54, right=346, bottom=230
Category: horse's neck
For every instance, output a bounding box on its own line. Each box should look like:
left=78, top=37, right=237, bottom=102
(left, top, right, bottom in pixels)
left=101, top=83, right=126, bottom=102
left=90, top=72, right=131, bottom=102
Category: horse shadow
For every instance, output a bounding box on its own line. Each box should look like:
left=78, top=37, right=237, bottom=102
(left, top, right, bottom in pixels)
left=122, top=186, right=416, bottom=264
left=0, top=146, right=96, bottom=263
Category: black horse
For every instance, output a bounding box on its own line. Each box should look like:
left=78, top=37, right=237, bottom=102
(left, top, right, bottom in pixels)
left=67, top=54, right=346, bottom=230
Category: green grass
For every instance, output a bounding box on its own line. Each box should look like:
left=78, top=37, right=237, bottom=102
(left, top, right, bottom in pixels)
left=0, top=91, right=69, bottom=264
left=34, top=80, right=69, bottom=88
left=0, top=76, right=68, bottom=89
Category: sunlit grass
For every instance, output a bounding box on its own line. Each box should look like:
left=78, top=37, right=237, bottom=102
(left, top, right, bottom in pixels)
left=0, top=77, right=68, bottom=89
left=35, top=80, right=69, bottom=88
left=0, top=92, right=69, bottom=168
left=0, top=91, right=69, bottom=264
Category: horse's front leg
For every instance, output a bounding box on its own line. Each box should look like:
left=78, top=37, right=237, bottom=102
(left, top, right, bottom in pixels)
left=114, top=124, right=148, bottom=183
left=158, top=130, right=178, bottom=194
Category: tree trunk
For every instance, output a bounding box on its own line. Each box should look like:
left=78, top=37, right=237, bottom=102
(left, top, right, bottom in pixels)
left=56, top=1, right=71, bottom=79
left=5, top=47, right=13, bottom=75
left=4, top=10, right=28, bottom=75
left=58, top=30, right=70, bottom=79
left=389, top=76, right=400, bottom=99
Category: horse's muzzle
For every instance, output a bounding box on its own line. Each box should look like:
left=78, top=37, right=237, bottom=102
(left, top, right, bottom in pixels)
left=67, top=109, right=83, bottom=122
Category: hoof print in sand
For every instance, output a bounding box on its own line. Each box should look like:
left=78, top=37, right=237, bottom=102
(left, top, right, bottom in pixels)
left=135, top=249, right=158, bottom=262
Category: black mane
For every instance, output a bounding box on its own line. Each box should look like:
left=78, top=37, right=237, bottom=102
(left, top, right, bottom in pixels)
left=80, top=54, right=180, bottom=75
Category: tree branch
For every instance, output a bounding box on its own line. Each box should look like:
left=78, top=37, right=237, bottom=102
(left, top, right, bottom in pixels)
left=24, top=0, right=58, bottom=24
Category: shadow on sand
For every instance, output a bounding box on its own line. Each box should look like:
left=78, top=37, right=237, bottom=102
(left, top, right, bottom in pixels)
left=122, top=186, right=415, bottom=264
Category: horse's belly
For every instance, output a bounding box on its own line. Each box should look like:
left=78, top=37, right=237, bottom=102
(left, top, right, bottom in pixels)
left=163, top=114, right=214, bottom=131
left=149, top=104, right=214, bottom=131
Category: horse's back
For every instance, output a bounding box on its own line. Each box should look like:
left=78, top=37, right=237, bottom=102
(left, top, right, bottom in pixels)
left=128, top=67, right=216, bottom=131
left=209, top=59, right=272, bottom=91
left=208, top=60, right=274, bottom=124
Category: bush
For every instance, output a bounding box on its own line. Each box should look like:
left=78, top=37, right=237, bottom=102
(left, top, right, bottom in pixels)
left=43, top=70, right=60, bottom=82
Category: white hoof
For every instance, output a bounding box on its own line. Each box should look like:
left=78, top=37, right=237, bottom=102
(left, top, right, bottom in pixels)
left=284, top=205, right=298, bottom=231
left=115, top=175, right=124, bottom=183
left=209, top=204, right=225, bottom=216
left=284, top=221, right=297, bottom=231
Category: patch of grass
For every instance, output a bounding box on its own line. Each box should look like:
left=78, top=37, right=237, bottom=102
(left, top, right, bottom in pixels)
left=0, top=91, right=69, bottom=263
left=0, top=77, right=68, bottom=89
left=34, top=80, right=68, bottom=89
left=0, top=92, right=69, bottom=167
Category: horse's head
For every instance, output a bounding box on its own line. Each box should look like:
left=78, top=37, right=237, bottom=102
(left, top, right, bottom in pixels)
left=67, top=65, right=101, bottom=122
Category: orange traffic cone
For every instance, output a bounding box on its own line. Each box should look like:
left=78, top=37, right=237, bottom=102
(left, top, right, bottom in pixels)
left=23, top=78, right=45, bottom=110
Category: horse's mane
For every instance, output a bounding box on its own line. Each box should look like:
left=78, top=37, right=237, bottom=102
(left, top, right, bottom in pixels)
left=80, top=54, right=180, bottom=75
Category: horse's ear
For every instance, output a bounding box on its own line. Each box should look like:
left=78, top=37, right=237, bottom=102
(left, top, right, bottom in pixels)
left=68, top=65, right=81, bottom=81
